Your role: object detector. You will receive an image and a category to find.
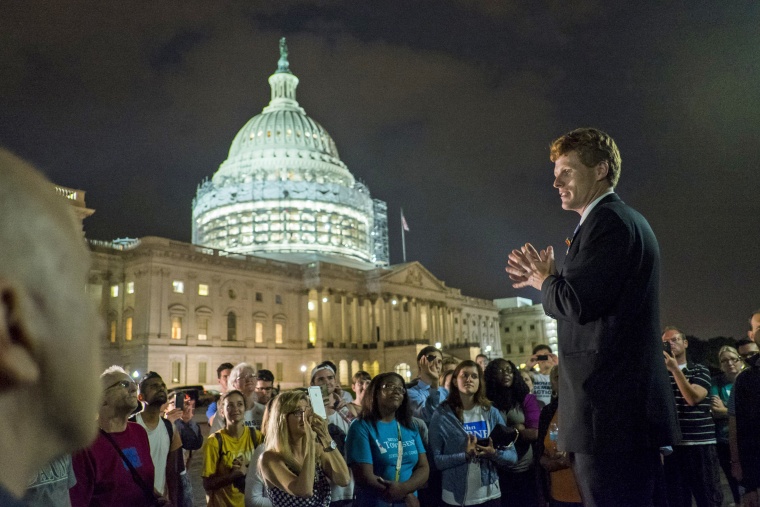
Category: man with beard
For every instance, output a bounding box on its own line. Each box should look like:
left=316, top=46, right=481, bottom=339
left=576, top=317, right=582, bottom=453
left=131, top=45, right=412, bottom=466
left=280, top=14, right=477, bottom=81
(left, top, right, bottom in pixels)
left=70, top=366, right=169, bottom=506
left=133, top=371, right=183, bottom=503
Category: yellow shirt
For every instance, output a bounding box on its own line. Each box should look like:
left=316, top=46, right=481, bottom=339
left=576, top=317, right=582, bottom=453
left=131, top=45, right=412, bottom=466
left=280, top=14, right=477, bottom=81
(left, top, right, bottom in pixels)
left=202, top=427, right=262, bottom=507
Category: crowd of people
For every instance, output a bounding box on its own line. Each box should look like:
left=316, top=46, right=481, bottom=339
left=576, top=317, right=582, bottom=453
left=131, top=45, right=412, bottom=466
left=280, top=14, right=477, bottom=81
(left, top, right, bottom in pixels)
left=2, top=134, right=759, bottom=507
left=18, top=329, right=759, bottom=507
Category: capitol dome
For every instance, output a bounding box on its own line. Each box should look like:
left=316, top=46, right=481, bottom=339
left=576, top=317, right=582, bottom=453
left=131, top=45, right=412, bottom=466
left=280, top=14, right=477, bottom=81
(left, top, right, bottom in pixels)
left=192, top=39, right=388, bottom=266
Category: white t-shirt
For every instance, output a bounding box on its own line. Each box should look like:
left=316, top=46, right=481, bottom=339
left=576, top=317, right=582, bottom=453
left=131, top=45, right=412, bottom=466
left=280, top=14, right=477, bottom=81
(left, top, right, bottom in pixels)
left=135, top=413, right=170, bottom=494
left=532, top=372, right=553, bottom=406
left=442, top=406, right=501, bottom=506
left=327, top=409, right=355, bottom=502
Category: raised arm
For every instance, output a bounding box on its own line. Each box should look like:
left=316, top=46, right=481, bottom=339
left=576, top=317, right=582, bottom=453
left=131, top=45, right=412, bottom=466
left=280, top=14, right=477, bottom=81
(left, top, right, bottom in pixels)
left=260, top=444, right=316, bottom=498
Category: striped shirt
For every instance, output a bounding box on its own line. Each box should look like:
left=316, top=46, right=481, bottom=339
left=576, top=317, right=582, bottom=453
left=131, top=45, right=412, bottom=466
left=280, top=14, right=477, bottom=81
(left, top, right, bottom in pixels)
left=668, top=362, right=716, bottom=445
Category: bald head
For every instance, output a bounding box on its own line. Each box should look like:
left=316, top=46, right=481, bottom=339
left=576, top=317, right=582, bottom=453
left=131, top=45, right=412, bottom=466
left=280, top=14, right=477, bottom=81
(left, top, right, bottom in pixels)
left=0, top=148, right=103, bottom=497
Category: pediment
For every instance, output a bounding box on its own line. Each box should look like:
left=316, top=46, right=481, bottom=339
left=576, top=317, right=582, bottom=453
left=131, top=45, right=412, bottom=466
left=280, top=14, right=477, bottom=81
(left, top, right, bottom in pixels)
left=378, top=262, right=448, bottom=293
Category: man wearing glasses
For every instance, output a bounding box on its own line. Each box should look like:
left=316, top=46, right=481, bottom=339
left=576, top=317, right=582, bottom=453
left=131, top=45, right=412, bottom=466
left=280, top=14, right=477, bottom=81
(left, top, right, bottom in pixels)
left=70, top=366, right=169, bottom=506
left=407, top=345, right=445, bottom=423
left=661, top=326, right=723, bottom=507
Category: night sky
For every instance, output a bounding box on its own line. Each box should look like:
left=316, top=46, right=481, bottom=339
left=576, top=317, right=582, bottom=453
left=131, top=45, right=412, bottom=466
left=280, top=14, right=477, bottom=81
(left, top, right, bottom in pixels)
left=2, top=2, right=758, bottom=339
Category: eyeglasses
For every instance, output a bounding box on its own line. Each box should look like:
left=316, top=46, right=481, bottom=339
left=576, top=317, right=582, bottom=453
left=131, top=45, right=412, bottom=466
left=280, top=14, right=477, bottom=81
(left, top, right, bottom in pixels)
left=106, top=379, right=135, bottom=390
left=495, top=368, right=513, bottom=376
left=425, top=354, right=442, bottom=365
left=237, top=374, right=256, bottom=383
left=740, top=351, right=759, bottom=360
left=720, top=357, right=741, bottom=365
left=380, top=384, right=406, bottom=394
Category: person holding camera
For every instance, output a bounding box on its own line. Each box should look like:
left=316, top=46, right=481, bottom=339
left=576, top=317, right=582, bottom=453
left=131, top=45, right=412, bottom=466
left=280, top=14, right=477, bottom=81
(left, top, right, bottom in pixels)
left=407, top=346, right=445, bottom=424
left=661, top=326, right=723, bottom=507
left=259, top=390, right=350, bottom=507
left=203, top=390, right=263, bottom=507
left=523, top=345, right=557, bottom=407
left=429, top=361, right=517, bottom=507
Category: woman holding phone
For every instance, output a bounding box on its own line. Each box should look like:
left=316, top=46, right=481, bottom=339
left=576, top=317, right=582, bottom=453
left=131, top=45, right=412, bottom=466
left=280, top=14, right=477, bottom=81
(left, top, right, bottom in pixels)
left=430, top=360, right=518, bottom=507
left=345, top=372, right=429, bottom=507
left=259, top=390, right=350, bottom=507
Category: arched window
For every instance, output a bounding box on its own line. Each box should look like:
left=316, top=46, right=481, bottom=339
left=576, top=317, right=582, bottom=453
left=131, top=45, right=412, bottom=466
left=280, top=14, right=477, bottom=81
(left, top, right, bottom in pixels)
left=394, top=362, right=412, bottom=382
left=227, top=312, right=237, bottom=341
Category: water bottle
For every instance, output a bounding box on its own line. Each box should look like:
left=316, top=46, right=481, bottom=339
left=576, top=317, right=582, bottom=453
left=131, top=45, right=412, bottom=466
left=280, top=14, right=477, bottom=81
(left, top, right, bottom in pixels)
left=549, top=422, right=559, bottom=451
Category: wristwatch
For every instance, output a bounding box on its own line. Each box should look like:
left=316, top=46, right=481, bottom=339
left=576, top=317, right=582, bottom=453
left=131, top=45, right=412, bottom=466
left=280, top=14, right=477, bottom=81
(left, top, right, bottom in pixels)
left=323, top=440, right=338, bottom=453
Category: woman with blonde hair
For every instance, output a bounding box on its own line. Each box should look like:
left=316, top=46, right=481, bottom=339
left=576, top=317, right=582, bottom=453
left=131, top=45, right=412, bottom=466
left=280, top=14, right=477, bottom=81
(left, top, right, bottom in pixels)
left=259, top=391, right=350, bottom=507
left=710, top=345, right=744, bottom=505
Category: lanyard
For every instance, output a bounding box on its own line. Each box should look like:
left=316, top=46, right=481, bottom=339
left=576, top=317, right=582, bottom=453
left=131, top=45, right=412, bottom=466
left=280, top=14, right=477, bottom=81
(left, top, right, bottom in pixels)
left=394, top=421, right=403, bottom=482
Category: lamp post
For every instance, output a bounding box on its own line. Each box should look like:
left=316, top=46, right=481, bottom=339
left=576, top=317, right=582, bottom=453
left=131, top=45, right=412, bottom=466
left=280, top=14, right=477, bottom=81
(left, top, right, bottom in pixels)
left=485, top=345, right=492, bottom=359
left=300, top=365, right=307, bottom=387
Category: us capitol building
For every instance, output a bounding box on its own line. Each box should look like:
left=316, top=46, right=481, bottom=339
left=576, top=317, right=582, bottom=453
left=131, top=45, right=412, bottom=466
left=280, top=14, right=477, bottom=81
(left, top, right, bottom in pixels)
left=84, top=40, right=504, bottom=389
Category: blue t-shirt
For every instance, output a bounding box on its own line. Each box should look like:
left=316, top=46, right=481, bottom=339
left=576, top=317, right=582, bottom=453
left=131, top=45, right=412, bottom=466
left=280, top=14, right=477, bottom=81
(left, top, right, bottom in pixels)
left=346, top=418, right=426, bottom=507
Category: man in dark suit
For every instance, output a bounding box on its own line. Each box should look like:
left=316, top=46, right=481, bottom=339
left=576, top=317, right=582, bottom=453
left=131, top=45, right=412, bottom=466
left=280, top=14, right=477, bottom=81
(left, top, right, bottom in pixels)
left=506, top=128, right=679, bottom=506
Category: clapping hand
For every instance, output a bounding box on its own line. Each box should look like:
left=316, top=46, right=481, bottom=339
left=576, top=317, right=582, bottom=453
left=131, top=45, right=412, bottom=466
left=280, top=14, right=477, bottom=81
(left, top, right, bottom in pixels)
left=506, top=243, right=555, bottom=290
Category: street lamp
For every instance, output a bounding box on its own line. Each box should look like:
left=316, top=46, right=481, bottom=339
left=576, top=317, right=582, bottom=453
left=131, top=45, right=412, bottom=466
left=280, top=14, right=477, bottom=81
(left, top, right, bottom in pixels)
left=435, top=341, right=442, bottom=350
left=300, top=365, right=307, bottom=387
left=485, top=345, right=492, bottom=359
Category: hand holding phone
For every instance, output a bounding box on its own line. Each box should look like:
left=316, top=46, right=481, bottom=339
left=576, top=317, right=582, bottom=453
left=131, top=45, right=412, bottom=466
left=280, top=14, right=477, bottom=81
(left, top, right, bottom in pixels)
left=308, top=386, right=327, bottom=419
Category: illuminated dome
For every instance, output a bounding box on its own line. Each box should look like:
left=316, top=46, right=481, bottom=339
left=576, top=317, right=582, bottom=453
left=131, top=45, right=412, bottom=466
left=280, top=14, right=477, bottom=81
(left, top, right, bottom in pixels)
left=192, top=38, right=389, bottom=266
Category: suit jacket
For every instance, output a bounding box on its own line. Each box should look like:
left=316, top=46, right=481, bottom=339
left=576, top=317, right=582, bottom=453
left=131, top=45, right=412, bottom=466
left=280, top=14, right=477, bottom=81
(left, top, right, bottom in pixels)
left=541, top=193, right=679, bottom=454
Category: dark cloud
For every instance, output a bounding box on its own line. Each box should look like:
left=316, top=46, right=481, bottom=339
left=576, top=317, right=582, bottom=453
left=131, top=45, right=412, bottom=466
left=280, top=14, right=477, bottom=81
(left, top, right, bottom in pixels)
left=1, top=1, right=758, bottom=338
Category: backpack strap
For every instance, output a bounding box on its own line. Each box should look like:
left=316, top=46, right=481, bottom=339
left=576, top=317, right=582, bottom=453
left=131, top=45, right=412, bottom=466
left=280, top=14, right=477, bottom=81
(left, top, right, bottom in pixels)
left=215, top=431, right=224, bottom=466
left=162, top=417, right=174, bottom=443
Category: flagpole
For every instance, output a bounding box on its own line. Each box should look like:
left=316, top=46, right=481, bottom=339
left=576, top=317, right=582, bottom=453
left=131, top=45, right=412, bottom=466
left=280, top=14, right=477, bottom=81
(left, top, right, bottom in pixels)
left=401, top=208, right=407, bottom=263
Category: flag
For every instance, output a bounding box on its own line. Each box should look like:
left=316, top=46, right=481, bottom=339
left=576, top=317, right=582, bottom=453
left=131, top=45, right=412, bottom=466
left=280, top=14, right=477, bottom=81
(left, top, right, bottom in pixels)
left=401, top=211, right=410, bottom=232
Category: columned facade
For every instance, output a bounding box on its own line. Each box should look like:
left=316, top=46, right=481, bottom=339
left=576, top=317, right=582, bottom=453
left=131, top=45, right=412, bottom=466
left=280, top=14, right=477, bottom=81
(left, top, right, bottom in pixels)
left=91, top=237, right=500, bottom=389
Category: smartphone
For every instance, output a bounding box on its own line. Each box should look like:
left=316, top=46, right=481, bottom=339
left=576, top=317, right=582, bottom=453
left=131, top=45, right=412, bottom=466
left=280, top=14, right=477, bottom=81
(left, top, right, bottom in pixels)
left=663, top=342, right=672, bottom=356
left=308, top=386, right=327, bottom=419
left=536, top=354, right=549, bottom=361
left=476, top=438, right=491, bottom=447
left=175, top=393, right=185, bottom=411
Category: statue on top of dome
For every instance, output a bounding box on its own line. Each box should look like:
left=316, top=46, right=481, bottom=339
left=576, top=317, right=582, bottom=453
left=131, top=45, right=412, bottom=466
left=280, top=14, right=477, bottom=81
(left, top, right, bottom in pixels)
left=277, top=37, right=290, bottom=73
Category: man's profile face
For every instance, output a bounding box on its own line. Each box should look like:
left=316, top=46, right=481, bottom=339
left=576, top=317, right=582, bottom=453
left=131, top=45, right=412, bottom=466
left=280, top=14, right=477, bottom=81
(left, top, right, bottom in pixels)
left=102, top=373, right=139, bottom=412
left=749, top=313, right=760, bottom=341
left=140, top=376, right=167, bottom=406
left=662, top=330, right=686, bottom=357
left=312, top=369, right=336, bottom=392
left=254, top=380, right=274, bottom=404
left=553, top=151, right=606, bottom=214
left=219, top=368, right=231, bottom=392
